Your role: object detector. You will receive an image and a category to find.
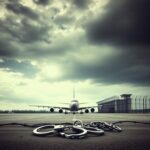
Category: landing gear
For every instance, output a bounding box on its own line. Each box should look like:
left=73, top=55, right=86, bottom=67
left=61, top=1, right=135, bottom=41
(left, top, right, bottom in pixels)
left=65, top=111, right=68, bottom=114
left=80, top=111, right=83, bottom=114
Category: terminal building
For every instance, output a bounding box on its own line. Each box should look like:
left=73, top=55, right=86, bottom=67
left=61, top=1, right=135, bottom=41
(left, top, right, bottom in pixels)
left=97, top=94, right=150, bottom=113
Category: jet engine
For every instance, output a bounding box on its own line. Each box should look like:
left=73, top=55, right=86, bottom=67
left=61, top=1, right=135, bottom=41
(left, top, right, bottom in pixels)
left=50, top=108, right=54, bottom=112
left=90, top=108, right=95, bottom=113
left=59, top=109, right=63, bottom=113
left=85, top=109, right=89, bottom=113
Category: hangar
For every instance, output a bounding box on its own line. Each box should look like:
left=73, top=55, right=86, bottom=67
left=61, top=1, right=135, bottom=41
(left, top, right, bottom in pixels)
left=97, top=94, right=132, bottom=113
left=97, top=94, right=150, bottom=113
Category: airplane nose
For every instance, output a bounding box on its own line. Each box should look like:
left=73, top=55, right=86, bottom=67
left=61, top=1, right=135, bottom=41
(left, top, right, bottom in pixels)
left=71, top=103, right=78, bottom=111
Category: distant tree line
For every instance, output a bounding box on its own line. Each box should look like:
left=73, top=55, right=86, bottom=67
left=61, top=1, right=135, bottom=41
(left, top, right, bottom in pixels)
left=0, top=110, right=58, bottom=113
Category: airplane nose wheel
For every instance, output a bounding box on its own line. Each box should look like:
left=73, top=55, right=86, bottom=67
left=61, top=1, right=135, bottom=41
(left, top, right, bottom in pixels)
left=65, top=111, right=68, bottom=114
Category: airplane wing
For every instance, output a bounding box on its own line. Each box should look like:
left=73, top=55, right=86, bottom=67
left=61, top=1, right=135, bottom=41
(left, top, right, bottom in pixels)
left=79, top=102, right=87, bottom=104
left=78, top=106, right=97, bottom=110
left=59, top=103, right=70, bottom=105
left=29, top=105, right=70, bottom=110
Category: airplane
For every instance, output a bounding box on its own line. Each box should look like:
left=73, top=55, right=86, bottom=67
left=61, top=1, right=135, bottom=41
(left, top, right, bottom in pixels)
left=29, top=88, right=97, bottom=114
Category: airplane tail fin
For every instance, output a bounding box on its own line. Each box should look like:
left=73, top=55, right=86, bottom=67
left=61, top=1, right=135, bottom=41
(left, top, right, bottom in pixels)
left=73, top=87, right=75, bottom=99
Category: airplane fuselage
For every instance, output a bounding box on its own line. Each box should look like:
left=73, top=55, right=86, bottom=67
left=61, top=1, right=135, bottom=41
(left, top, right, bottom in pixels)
left=70, top=100, right=79, bottom=111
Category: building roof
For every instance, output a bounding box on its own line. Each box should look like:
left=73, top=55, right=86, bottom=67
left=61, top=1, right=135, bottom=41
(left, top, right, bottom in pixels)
left=120, top=94, right=132, bottom=97
left=97, top=96, right=121, bottom=105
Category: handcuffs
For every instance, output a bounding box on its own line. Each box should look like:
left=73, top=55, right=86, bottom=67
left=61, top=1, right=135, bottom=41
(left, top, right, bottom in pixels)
left=33, top=124, right=88, bottom=139
left=90, top=121, right=122, bottom=132
left=33, top=120, right=121, bottom=139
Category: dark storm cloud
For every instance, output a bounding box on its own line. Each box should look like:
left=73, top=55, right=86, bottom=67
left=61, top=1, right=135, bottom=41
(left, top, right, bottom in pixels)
left=0, top=18, right=21, bottom=58
left=0, top=14, right=50, bottom=45
left=54, top=15, right=75, bottom=29
left=72, top=0, right=91, bottom=9
left=0, top=38, right=18, bottom=57
left=0, top=0, right=149, bottom=87
left=0, top=15, right=70, bottom=59
left=64, top=0, right=150, bottom=86
left=86, top=0, right=150, bottom=46
left=0, top=0, right=74, bottom=59
left=63, top=49, right=150, bottom=86
left=33, top=0, right=50, bottom=5
left=0, top=58, right=38, bottom=77
left=6, top=2, right=39, bottom=19
left=0, top=1, right=50, bottom=46
left=17, top=18, right=50, bottom=43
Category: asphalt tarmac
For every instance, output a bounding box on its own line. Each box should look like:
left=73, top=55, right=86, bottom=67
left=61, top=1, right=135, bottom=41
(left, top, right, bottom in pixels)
left=0, top=113, right=150, bottom=150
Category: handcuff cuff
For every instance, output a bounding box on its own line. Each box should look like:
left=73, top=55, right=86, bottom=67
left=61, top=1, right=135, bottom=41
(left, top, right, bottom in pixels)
left=73, top=120, right=104, bottom=136
left=33, top=124, right=88, bottom=139
left=33, top=120, right=121, bottom=139
left=90, top=121, right=122, bottom=132
left=33, top=125, right=64, bottom=136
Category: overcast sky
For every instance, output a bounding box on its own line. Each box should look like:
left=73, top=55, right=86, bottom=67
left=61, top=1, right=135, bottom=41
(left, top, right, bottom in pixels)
left=0, top=0, right=150, bottom=110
